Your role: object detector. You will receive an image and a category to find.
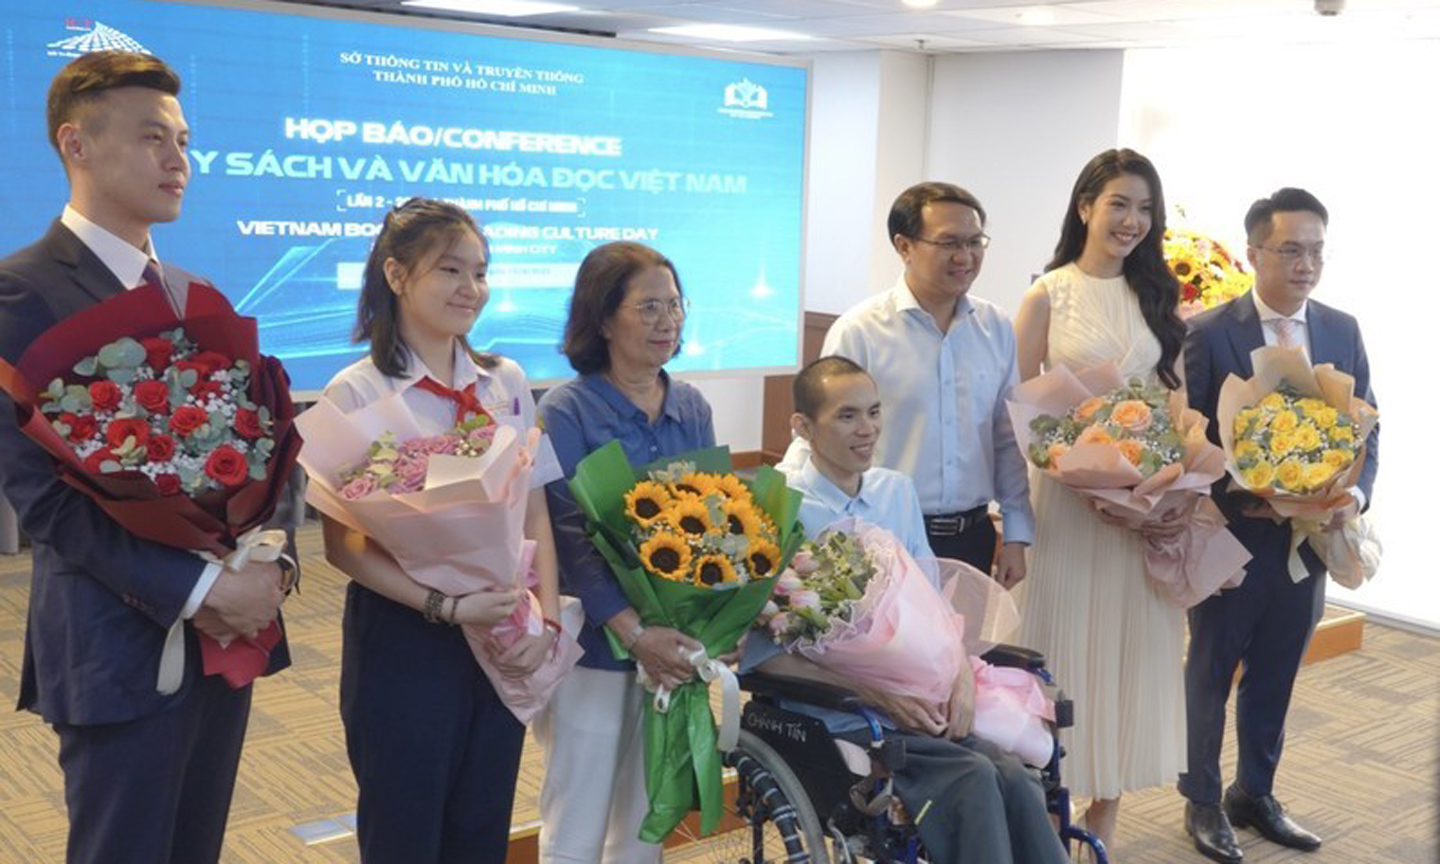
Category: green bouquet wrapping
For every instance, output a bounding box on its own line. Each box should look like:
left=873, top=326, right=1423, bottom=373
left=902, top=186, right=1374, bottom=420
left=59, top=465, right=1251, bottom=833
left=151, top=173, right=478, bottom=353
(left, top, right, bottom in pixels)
left=569, top=440, right=802, bottom=842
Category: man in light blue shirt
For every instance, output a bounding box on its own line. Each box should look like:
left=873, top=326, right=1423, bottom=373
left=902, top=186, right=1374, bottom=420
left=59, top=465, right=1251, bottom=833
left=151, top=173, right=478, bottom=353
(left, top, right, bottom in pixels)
left=780, top=182, right=1033, bottom=587
left=746, top=356, right=1066, bottom=864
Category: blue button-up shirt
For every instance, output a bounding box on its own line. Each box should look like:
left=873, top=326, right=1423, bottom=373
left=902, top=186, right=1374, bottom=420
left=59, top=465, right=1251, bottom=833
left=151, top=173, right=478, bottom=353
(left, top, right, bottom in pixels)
left=779, top=277, right=1035, bottom=544
left=540, top=371, right=715, bottom=670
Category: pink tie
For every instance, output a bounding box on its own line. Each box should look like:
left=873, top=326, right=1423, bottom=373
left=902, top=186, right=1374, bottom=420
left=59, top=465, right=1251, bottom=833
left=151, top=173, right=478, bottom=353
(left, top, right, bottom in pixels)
left=1273, top=317, right=1300, bottom=348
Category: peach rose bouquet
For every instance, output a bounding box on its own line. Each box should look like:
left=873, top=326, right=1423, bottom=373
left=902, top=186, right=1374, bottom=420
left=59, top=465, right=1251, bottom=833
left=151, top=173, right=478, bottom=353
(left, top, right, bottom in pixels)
left=1008, top=363, right=1250, bottom=607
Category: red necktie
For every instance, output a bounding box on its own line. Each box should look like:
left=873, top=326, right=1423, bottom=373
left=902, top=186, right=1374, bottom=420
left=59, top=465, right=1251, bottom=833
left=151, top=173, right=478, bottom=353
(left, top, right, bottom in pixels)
left=413, top=376, right=492, bottom=425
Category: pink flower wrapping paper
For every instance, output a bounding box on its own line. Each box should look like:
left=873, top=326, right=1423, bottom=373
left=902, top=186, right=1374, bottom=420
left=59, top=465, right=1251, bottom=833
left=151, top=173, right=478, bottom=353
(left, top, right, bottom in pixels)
left=783, top=519, right=1055, bottom=766
left=1008, top=362, right=1251, bottom=608
left=296, top=392, right=581, bottom=722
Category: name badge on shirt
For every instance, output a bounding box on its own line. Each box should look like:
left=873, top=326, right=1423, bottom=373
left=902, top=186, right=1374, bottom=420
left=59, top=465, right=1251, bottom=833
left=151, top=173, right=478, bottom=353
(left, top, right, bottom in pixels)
left=484, top=397, right=520, bottom=417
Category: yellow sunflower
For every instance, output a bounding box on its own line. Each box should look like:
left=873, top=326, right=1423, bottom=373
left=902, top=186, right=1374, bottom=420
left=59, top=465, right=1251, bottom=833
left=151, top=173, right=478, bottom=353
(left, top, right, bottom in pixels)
left=640, top=532, right=693, bottom=581
left=669, top=472, right=719, bottom=500
left=624, top=481, right=672, bottom=527
left=664, top=498, right=715, bottom=538
left=745, top=538, right=783, bottom=579
left=692, top=554, right=740, bottom=587
left=721, top=498, right=764, bottom=537
left=713, top=473, right=753, bottom=503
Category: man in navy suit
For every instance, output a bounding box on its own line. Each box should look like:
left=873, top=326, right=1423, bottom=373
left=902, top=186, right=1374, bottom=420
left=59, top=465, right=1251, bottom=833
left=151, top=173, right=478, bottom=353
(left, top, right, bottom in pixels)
left=1178, top=188, right=1378, bottom=863
left=0, top=52, right=292, bottom=864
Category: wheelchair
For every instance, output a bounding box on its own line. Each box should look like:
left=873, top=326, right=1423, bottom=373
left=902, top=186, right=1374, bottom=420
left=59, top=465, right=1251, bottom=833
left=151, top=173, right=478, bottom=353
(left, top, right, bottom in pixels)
left=691, top=645, right=1109, bottom=864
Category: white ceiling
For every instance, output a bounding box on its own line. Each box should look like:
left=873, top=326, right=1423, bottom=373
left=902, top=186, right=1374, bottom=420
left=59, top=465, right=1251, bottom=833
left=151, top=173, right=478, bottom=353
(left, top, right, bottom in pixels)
left=276, top=0, right=1440, bottom=53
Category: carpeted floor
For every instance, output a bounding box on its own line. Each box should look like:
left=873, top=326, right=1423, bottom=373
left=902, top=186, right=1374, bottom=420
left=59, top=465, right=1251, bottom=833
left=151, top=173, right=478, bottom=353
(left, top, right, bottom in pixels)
left=0, top=524, right=1435, bottom=863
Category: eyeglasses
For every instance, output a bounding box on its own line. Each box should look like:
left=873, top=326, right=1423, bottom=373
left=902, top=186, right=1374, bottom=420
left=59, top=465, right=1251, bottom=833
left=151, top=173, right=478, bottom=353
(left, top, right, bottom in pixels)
left=912, top=234, right=991, bottom=255
left=1256, top=244, right=1325, bottom=265
left=626, top=297, right=690, bottom=324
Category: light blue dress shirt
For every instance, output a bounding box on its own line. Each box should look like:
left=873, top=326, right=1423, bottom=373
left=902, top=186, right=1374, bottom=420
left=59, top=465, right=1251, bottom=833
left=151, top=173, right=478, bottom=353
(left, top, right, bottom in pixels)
left=780, top=277, right=1035, bottom=544
left=787, top=458, right=934, bottom=563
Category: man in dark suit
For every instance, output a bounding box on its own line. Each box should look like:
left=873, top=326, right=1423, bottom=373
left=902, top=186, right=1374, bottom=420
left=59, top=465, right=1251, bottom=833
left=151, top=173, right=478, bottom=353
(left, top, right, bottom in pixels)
left=0, top=52, right=291, bottom=864
left=1179, top=188, right=1378, bottom=863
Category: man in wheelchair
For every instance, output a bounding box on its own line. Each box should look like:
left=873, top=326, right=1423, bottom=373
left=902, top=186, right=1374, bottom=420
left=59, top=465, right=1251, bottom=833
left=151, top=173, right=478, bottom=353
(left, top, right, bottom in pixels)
left=738, top=357, right=1070, bottom=864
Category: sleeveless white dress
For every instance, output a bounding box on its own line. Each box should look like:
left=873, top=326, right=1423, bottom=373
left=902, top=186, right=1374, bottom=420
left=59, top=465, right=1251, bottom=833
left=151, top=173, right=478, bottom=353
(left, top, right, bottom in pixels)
left=1016, top=262, right=1186, bottom=799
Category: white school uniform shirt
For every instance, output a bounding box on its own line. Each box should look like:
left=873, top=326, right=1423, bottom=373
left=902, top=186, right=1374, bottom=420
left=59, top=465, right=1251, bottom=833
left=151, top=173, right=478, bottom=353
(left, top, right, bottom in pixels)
left=60, top=205, right=223, bottom=622
left=322, top=341, right=563, bottom=490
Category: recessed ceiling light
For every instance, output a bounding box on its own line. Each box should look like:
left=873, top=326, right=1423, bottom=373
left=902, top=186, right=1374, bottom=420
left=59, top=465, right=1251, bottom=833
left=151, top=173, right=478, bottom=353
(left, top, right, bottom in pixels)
left=400, top=0, right=578, bottom=16
left=902, top=0, right=940, bottom=8
left=1016, top=7, right=1058, bottom=26
left=649, top=24, right=813, bottom=42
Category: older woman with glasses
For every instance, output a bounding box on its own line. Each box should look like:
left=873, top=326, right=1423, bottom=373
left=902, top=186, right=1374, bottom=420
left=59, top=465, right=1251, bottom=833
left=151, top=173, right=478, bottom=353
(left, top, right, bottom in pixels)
left=532, top=241, right=714, bottom=864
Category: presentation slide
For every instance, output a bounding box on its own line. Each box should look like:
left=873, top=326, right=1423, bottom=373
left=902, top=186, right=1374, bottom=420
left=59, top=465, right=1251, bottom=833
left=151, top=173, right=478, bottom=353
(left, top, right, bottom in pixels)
left=0, top=1, right=807, bottom=391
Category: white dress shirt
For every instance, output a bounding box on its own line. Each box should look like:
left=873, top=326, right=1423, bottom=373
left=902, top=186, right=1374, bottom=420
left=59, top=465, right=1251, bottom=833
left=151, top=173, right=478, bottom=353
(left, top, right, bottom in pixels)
left=779, top=277, right=1035, bottom=543
left=60, top=205, right=223, bottom=622
left=783, top=457, right=934, bottom=564
left=1252, top=291, right=1310, bottom=358
left=323, top=342, right=562, bottom=490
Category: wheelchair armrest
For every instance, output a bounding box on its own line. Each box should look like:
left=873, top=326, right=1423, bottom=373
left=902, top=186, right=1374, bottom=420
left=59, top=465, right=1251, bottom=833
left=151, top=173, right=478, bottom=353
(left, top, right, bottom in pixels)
left=738, top=671, right=867, bottom=714
left=981, top=643, right=1046, bottom=672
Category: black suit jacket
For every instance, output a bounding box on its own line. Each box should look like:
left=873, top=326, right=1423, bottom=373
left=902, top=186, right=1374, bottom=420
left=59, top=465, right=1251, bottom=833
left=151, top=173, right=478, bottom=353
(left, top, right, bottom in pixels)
left=0, top=220, right=291, bottom=725
left=1184, top=291, right=1379, bottom=578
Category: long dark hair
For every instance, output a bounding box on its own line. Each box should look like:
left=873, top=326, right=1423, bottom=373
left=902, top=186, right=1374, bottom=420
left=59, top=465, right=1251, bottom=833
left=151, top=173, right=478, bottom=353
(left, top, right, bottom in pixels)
left=562, top=241, right=684, bottom=375
left=353, top=198, right=497, bottom=378
left=1047, top=148, right=1185, bottom=390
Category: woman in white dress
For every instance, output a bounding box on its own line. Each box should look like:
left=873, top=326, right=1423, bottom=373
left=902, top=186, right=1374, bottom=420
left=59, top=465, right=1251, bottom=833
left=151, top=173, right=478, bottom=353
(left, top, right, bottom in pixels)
left=1013, top=148, right=1189, bottom=853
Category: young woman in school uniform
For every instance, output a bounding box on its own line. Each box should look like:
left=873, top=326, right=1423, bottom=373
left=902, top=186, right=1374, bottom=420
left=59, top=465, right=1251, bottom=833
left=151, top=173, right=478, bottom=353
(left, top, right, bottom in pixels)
left=318, top=198, right=563, bottom=863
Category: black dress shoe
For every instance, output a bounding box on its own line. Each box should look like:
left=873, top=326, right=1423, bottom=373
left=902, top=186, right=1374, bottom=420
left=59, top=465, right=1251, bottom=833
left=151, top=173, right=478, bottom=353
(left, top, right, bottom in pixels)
left=1223, top=785, right=1322, bottom=851
left=1185, top=801, right=1243, bottom=863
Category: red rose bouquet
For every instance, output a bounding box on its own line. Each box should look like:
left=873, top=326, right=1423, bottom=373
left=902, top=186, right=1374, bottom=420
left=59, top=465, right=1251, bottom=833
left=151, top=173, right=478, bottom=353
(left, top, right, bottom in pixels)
left=0, top=282, right=302, bottom=692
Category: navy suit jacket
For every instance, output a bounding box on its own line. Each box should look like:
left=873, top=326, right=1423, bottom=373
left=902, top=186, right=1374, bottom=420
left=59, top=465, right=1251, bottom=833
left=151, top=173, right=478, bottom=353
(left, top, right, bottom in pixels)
left=1184, top=291, right=1379, bottom=578
left=0, top=220, right=291, bottom=726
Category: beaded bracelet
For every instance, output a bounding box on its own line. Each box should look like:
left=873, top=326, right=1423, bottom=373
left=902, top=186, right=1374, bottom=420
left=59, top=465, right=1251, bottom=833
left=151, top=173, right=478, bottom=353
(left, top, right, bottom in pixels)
left=423, top=588, right=446, bottom=624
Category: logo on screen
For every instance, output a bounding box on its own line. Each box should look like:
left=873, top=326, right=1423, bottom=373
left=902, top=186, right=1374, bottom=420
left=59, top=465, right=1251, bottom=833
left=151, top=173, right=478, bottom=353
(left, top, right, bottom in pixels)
left=47, top=20, right=151, bottom=58
left=719, top=78, right=774, bottom=120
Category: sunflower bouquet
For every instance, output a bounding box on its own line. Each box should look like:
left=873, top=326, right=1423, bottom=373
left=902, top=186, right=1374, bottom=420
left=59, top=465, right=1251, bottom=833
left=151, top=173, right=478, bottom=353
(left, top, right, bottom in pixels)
left=625, top=464, right=783, bottom=589
left=569, top=441, right=802, bottom=843
left=1008, top=363, right=1251, bottom=607
left=1164, top=226, right=1254, bottom=318
left=1217, top=346, right=1380, bottom=582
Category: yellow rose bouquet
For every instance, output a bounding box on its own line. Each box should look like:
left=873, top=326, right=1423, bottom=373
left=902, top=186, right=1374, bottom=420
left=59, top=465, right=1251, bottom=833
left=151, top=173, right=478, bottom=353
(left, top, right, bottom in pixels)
left=1218, top=345, right=1380, bottom=582
left=1009, top=362, right=1251, bottom=607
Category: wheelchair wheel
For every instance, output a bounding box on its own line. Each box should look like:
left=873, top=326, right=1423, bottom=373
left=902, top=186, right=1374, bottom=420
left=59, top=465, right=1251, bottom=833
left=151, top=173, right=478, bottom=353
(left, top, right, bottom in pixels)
left=671, top=730, right=831, bottom=864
